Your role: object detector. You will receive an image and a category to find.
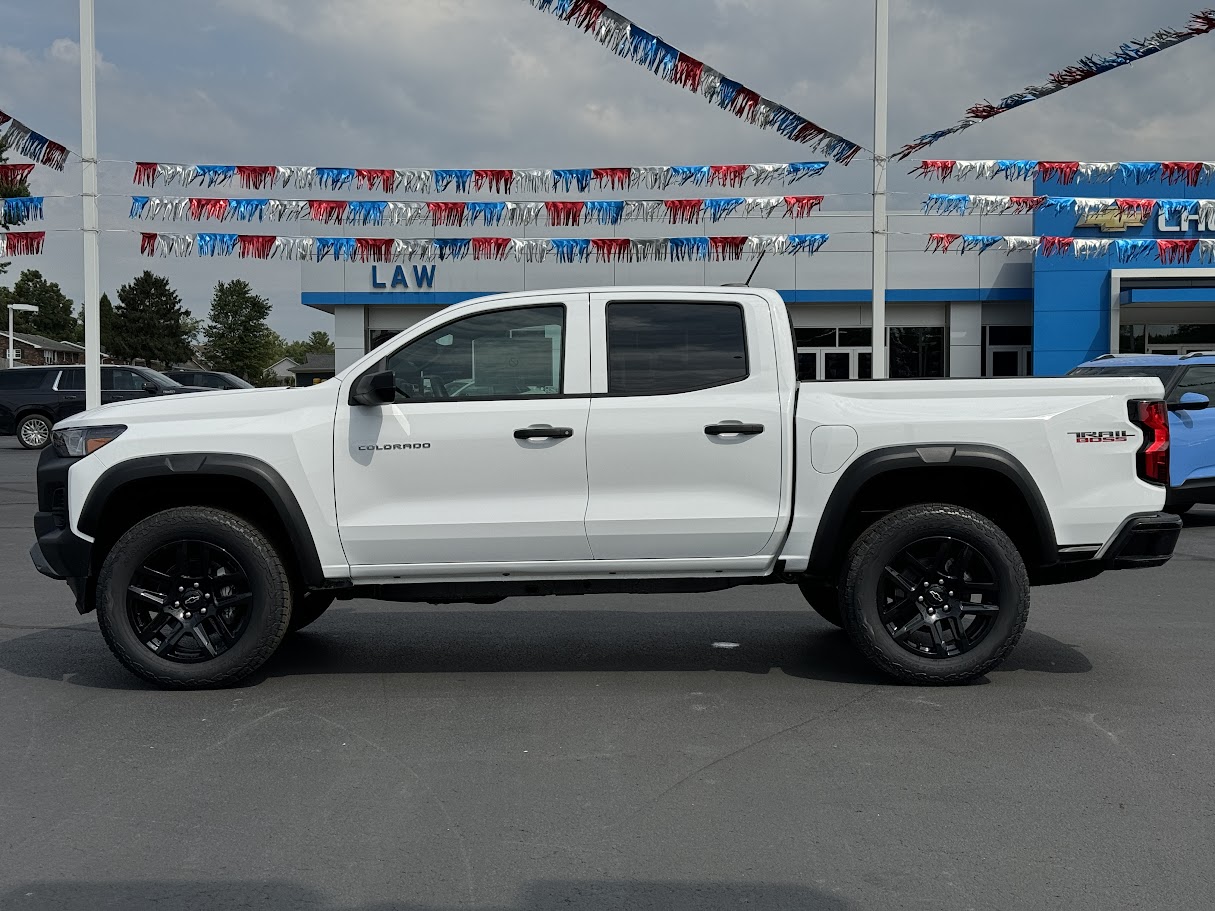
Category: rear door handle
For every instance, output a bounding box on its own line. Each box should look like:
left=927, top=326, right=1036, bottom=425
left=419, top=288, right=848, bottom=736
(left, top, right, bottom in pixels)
left=705, top=423, right=765, bottom=436
left=514, top=426, right=574, bottom=440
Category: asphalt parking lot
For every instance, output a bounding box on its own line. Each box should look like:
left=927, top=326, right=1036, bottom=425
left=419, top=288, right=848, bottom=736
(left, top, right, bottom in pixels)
left=0, top=438, right=1212, bottom=911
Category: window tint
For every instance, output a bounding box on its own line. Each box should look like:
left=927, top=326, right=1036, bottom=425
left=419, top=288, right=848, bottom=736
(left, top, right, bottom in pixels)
left=607, top=302, right=748, bottom=396
left=383, top=306, right=564, bottom=401
left=0, top=369, right=48, bottom=390
left=58, top=368, right=83, bottom=390
left=1068, top=366, right=1177, bottom=384
left=193, top=374, right=227, bottom=388
left=1171, top=366, right=1215, bottom=403
left=103, top=368, right=149, bottom=391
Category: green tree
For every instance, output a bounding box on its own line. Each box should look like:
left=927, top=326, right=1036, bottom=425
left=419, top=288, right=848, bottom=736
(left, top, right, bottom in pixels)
left=111, top=271, right=196, bottom=368
left=98, top=292, right=116, bottom=353
left=0, top=269, right=79, bottom=341
left=275, top=329, right=335, bottom=365
left=202, top=279, right=278, bottom=383
left=305, top=330, right=334, bottom=354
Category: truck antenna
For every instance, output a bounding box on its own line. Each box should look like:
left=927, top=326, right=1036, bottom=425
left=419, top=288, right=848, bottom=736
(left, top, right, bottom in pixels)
left=722, top=251, right=766, bottom=288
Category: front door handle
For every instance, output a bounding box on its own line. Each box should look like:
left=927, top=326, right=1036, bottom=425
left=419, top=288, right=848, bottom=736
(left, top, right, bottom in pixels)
left=705, top=423, right=765, bottom=436
left=514, top=426, right=574, bottom=440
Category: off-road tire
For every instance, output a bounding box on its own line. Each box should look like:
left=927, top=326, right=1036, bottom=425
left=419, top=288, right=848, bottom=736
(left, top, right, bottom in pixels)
left=17, top=413, right=52, bottom=449
left=288, top=590, right=336, bottom=633
left=840, top=504, right=1030, bottom=685
left=96, top=507, right=292, bottom=689
left=797, top=579, right=843, bottom=628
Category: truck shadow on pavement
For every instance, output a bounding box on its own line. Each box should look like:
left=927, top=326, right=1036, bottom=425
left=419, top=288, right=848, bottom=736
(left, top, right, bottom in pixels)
left=1, top=879, right=858, bottom=911
left=0, top=607, right=1091, bottom=690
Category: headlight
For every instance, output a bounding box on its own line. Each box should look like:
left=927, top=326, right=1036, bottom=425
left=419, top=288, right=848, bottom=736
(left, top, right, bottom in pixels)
left=52, top=425, right=127, bottom=458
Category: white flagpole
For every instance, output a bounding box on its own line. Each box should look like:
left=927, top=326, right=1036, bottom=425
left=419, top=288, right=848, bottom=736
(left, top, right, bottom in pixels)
left=871, top=0, right=889, bottom=378
left=80, top=0, right=102, bottom=410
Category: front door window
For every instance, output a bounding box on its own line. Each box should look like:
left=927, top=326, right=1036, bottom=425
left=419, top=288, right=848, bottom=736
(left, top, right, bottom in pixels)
left=384, top=306, right=564, bottom=401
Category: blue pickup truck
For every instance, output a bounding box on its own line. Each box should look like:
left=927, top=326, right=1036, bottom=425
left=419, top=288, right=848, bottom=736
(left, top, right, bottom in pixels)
left=1070, top=353, right=1215, bottom=513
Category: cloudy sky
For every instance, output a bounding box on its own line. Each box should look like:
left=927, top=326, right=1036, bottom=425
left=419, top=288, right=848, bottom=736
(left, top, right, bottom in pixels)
left=3, top=0, right=1214, bottom=340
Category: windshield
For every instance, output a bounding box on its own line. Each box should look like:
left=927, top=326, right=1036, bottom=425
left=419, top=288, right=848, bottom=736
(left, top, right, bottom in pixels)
left=219, top=373, right=255, bottom=389
left=139, top=368, right=183, bottom=389
left=1068, top=366, right=1177, bottom=384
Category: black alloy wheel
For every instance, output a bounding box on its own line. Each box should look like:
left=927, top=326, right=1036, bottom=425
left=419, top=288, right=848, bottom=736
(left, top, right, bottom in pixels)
left=840, top=504, right=1030, bottom=685
left=97, top=507, right=292, bottom=688
left=877, top=537, right=1001, bottom=659
left=126, top=540, right=253, bottom=662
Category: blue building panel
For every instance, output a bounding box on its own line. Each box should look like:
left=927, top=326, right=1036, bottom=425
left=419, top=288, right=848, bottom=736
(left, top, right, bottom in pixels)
left=1033, top=173, right=1215, bottom=375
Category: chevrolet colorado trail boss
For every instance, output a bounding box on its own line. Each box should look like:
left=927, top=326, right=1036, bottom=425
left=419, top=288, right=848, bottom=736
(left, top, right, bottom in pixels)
left=31, top=287, right=1181, bottom=688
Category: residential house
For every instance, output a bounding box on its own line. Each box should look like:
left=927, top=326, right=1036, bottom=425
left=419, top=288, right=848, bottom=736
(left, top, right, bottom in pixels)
left=288, top=353, right=335, bottom=386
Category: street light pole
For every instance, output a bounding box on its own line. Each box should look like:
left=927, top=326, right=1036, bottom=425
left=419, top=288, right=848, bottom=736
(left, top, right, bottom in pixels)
left=871, top=0, right=889, bottom=378
left=7, top=303, right=38, bottom=369
left=80, top=0, right=102, bottom=410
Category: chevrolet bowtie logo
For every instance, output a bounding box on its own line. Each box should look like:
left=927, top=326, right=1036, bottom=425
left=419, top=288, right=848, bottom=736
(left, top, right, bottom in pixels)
left=1076, top=207, right=1151, bottom=233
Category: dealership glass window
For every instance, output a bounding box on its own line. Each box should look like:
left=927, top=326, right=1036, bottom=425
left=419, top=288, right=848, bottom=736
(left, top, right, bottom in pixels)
left=1147, top=325, right=1215, bottom=347
left=1119, top=324, right=1147, bottom=354
left=987, top=326, right=1032, bottom=347
left=889, top=328, right=945, bottom=378
left=368, top=329, right=403, bottom=351
left=607, top=302, right=747, bottom=395
left=794, top=327, right=836, bottom=348
left=383, top=306, right=564, bottom=401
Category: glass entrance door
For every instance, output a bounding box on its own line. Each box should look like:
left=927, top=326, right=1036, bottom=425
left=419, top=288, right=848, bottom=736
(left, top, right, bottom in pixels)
left=797, top=347, right=873, bottom=381
left=986, top=346, right=1031, bottom=377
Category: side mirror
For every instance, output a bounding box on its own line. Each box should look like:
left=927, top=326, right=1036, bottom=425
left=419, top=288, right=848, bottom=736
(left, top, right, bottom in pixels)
left=349, top=370, right=397, bottom=406
left=142, top=382, right=159, bottom=395
left=1170, top=392, right=1210, bottom=411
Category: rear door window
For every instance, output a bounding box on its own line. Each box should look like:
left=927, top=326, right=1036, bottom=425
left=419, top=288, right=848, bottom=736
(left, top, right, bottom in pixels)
left=57, top=368, right=84, bottom=391
left=606, top=302, right=748, bottom=396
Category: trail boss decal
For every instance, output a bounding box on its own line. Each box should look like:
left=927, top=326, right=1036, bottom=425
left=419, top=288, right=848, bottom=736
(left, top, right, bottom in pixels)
left=1071, top=431, right=1131, bottom=444
left=358, top=443, right=432, bottom=451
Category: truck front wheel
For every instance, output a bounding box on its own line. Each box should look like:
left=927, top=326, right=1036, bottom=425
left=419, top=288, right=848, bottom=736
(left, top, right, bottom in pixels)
left=797, top=579, right=843, bottom=628
left=840, top=504, right=1029, bottom=685
left=96, top=507, right=292, bottom=689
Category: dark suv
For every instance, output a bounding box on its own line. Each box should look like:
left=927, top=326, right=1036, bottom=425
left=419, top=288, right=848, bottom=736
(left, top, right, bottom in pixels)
left=0, top=365, right=205, bottom=449
left=163, top=370, right=254, bottom=390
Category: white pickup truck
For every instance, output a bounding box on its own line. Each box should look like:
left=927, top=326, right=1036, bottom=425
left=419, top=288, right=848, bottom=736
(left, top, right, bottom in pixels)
left=31, top=287, right=1181, bottom=688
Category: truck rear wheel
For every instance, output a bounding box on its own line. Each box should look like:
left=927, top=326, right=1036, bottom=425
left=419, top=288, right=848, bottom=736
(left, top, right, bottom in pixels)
left=96, top=507, right=292, bottom=689
left=840, top=504, right=1029, bottom=685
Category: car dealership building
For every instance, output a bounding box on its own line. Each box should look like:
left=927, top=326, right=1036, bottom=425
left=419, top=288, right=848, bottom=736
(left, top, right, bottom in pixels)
left=303, top=171, right=1215, bottom=380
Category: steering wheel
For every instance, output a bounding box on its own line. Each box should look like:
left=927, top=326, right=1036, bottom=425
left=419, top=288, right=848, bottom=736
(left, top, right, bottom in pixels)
left=426, top=373, right=451, bottom=399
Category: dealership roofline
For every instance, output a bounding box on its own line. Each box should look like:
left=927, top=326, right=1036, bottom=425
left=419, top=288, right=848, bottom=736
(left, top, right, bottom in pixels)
left=302, top=286, right=1033, bottom=311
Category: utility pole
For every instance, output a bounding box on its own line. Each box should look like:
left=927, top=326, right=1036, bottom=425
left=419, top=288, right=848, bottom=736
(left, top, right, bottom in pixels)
left=871, top=0, right=889, bottom=378
left=80, top=0, right=102, bottom=409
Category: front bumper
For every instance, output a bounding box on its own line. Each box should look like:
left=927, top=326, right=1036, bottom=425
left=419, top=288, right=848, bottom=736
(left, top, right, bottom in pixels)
left=30, top=447, right=93, bottom=611
left=1101, top=512, right=1182, bottom=569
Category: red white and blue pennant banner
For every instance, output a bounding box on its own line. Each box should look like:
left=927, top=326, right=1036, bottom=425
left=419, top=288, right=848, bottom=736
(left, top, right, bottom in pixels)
left=0, top=109, right=69, bottom=171
left=926, top=233, right=1215, bottom=264
left=0, top=231, right=46, bottom=256
left=898, top=9, right=1215, bottom=158
left=0, top=197, right=45, bottom=223
left=139, top=232, right=830, bottom=263
left=923, top=195, right=1214, bottom=219
left=912, top=160, right=1215, bottom=186
left=129, top=195, right=826, bottom=226
left=520, top=1, right=862, bottom=164
left=132, top=161, right=828, bottom=194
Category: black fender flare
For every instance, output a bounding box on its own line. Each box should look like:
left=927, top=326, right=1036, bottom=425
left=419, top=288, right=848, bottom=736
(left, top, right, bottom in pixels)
left=78, top=452, right=327, bottom=587
left=806, top=443, right=1059, bottom=575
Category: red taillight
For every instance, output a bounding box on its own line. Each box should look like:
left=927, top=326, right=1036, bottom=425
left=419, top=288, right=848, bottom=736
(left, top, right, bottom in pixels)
left=1130, top=400, right=1170, bottom=485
